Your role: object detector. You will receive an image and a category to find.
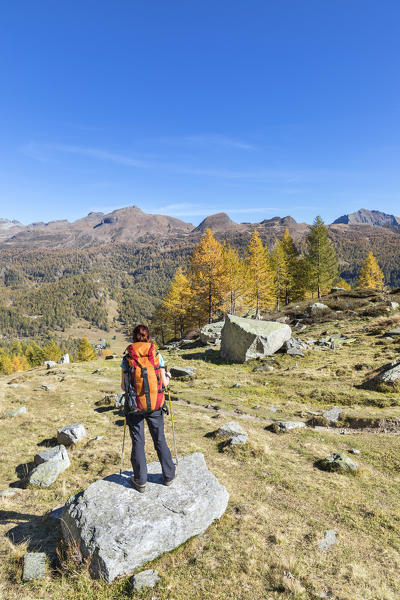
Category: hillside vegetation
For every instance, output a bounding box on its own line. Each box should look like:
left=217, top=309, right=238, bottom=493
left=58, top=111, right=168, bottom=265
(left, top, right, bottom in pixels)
left=1, top=294, right=400, bottom=599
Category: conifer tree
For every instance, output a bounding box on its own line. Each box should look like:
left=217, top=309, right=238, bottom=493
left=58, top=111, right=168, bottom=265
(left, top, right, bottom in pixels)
left=223, top=243, right=245, bottom=315
left=43, top=339, right=62, bottom=362
left=271, top=241, right=288, bottom=311
left=189, top=228, right=227, bottom=324
left=0, top=350, right=12, bottom=375
left=280, top=228, right=301, bottom=304
left=77, top=337, right=96, bottom=361
left=25, top=341, right=45, bottom=367
left=10, top=356, right=24, bottom=373
left=357, top=252, right=384, bottom=289
left=162, top=267, right=193, bottom=338
left=244, top=229, right=276, bottom=318
left=305, top=216, right=338, bottom=298
left=335, top=278, right=351, bottom=290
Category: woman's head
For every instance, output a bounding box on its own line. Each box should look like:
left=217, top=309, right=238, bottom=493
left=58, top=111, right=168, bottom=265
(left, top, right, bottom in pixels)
left=132, top=324, right=150, bottom=343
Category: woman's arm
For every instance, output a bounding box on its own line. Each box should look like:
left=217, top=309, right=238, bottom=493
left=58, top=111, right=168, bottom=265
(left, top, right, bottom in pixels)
left=161, top=367, right=170, bottom=388
left=121, top=369, right=125, bottom=391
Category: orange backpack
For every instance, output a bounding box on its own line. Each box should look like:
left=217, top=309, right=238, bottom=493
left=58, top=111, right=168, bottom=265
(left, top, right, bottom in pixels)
left=124, top=342, right=165, bottom=412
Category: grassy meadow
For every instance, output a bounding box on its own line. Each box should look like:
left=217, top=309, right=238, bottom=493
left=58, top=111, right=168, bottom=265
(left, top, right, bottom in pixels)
left=1, top=308, right=400, bottom=599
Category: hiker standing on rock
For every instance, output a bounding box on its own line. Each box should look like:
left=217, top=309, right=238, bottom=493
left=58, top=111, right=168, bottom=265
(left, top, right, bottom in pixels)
left=121, top=324, right=176, bottom=493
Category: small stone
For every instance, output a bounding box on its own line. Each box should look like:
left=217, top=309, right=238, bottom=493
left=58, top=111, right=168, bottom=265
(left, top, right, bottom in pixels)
left=308, top=302, right=329, bottom=313
left=19, top=397, right=29, bottom=403
left=229, top=434, right=248, bottom=445
left=130, top=569, right=160, bottom=591
left=22, top=552, right=46, bottom=580
left=231, top=383, right=241, bottom=388
left=387, top=328, right=400, bottom=336
left=252, top=365, right=274, bottom=372
left=318, top=529, right=338, bottom=552
left=44, top=361, right=57, bottom=368
left=57, top=424, right=87, bottom=446
left=0, top=488, right=18, bottom=498
left=114, top=393, right=125, bottom=408
left=2, top=406, right=27, bottom=418
left=95, top=436, right=104, bottom=441
left=58, top=353, right=70, bottom=364
left=349, top=448, right=360, bottom=455
left=390, top=302, right=399, bottom=310
left=40, top=385, right=54, bottom=391
left=217, top=421, right=246, bottom=437
left=252, top=405, right=261, bottom=409
left=170, top=366, right=196, bottom=379
left=317, top=452, right=358, bottom=474
left=322, top=406, right=343, bottom=423
left=277, top=421, right=306, bottom=432
left=8, top=383, right=19, bottom=388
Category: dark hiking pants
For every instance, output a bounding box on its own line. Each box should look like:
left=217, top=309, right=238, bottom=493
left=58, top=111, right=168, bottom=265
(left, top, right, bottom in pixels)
left=127, top=408, right=175, bottom=485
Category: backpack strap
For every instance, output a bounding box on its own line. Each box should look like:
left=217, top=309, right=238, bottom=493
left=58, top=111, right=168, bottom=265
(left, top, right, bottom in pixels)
left=142, top=367, right=152, bottom=412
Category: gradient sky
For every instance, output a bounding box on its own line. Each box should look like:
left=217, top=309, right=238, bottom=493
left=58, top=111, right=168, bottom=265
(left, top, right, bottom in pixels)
left=1, top=1, right=399, bottom=226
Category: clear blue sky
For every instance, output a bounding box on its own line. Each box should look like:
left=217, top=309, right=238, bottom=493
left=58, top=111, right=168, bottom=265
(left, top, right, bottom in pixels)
left=1, top=1, right=399, bottom=226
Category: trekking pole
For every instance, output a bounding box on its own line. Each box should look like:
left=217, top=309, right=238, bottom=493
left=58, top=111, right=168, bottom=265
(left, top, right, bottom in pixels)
left=119, top=416, right=127, bottom=476
left=167, top=388, right=179, bottom=471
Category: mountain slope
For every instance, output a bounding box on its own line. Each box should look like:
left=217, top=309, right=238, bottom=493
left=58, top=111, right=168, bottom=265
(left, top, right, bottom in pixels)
left=333, top=208, right=400, bottom=227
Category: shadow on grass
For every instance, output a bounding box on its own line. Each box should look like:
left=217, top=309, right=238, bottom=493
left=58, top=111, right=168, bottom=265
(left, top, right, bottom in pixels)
left=37, top=436, right=58, bottom=447
left=2, top=509, right=60, bottom=556
left=94, top=406, right=115, bottom=413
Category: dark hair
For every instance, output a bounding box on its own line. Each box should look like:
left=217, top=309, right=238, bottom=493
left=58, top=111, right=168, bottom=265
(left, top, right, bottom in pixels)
left=132, top=324, right=150, bottom=343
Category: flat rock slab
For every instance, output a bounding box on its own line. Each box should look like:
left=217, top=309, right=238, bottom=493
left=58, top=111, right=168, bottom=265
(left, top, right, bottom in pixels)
left=22, top=552, right=46, bottom=580
left=61, top=453, right=229, bottom=582
left=317, top=452, right=358, bottom=474
left=57, top=424, right=86, bottom=446
left=278, top=421, right=306, bottom=432
left=220, top=314, right=291, bottom=362
left=130, top=569, right=160, bottom=590
left=170, top=366, right=196, bottom=379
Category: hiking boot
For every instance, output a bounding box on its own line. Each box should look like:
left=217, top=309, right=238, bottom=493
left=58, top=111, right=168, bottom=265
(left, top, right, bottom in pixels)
left=130, top=475, right=146, bottom=493
left=163, top=476, right=175, bottom=486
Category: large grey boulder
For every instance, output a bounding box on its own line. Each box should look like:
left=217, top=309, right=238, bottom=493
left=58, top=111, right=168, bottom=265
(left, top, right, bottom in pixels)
left=308, top=302, right=329, bottom=313
left=217, top=421, right=246, bottom=438
left=57, top=424, right=87, bottom=446
left=200, top=321, right=224, bottom=344
left=44, top=360, right=57, bottom=369
left=220, top=314, right=291, bottom=362
left=322, top=406, right=343, bottom=423
left=61, top=453, right=229, bottom=582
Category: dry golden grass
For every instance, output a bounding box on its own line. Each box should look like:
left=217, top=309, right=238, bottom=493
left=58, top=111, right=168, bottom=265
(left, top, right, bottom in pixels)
left=1, top=311, right=400, bottom=599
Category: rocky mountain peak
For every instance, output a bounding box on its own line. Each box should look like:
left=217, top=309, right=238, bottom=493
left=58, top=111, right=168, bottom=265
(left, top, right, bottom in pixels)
left=333, top=208, right=400, bottom=227
left=192, top=213, right=239, bottom=234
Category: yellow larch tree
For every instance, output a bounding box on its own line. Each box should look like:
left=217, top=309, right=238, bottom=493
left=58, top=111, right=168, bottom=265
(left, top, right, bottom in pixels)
left=244, top=229, right=276, bottom=318
left=222, top=243, right=245, bottom=315
left=162, top=267, right=193, bottom=338
left=189, top=229, right=227, bottom=324
left=77, top=337, right=96, bottom=361
left=357, top=252, right=384, bottom=289
left=271, top=241, right=288, bottom=311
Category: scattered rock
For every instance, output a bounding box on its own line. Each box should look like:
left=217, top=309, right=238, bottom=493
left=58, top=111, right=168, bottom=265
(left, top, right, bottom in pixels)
left=275, top=316, right=289, bottom=323
left=387, top=328, right=400, bottom=336
left=217, top=421, right=246, bottom=438
left=200, top=321, right=224, bottom=344
left=34, top=445, right=70, bottom=468
left=114, top=393, right=125, bottom=408
left=57, top=424, right=87, bottom=446
left=61, top=453, right=229, bottom=582
left=40, top=385, right=54, bottom=391
left=130, top=569, right=160, bottom=591
left=229, top=434, right=248, bottom=445
left=28, top=458, right=70, bottom=487
left=279, top=421, right=305, bottom=432
left=170, top=366, right=196, bottom=379
left=308, top=302, right=329, bottom=313
left=231, top=383, right=241, bottom=388
left=349, top=448, right=360, bottom=455
left=318, top=529, right=338, bottom=552
left=95, top=436, right=104, bottom=441
left=22, top=552, right=46, bottom=581
left=220, top=314, right=291, bottom=363
left=390, top=302, right=399, bottom=311
left=0, top=488, right=18, bottom=498
left=105, top=354, right=117, bottom=360
left=19, top=397, right=29, bottom=403
left=317, top=452, right=358, bottom=474
left=365, top=359, right=400, bottom=391
left=252, top=364, right=274, bottom=372
left=322, top=406, right=343, bottom=423
left=2, top=406, right=27, bottom=419
left=58, top=353, right=70, bottom=364
left=44, top=361, right=57, bottom=369
left=282, top=337, right=308, bottom=357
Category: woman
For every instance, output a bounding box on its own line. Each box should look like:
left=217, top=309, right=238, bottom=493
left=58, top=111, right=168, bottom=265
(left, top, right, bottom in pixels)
left=121, top=324, right=176, bottom=493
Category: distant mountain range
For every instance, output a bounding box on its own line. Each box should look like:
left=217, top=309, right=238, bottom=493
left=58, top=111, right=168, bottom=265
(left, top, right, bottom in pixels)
left=1, top=206, right=399, bottom=249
